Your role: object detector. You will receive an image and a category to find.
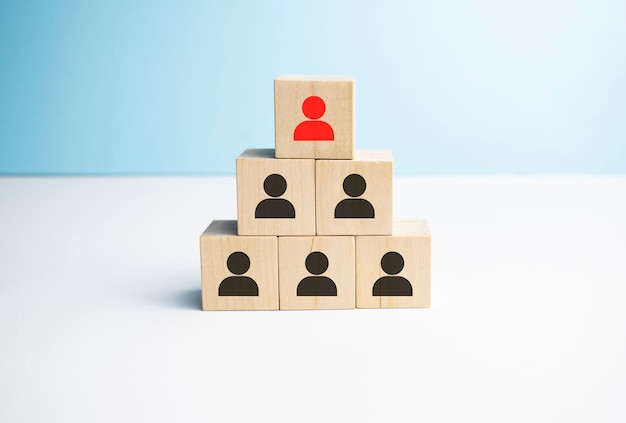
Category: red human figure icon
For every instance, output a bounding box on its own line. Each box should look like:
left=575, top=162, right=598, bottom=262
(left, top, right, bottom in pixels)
left=293, top=96, right=335, bottom=141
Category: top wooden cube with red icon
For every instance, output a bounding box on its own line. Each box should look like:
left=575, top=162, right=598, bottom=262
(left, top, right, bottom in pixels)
left=274, top=75, right=354, bottom=159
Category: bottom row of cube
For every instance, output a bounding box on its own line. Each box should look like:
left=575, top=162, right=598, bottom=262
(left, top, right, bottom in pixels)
left=200, top=219, right=430, bottom=310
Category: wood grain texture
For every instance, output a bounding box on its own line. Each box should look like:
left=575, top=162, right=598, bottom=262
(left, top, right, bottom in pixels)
left=236, top=149, right=315, bottom=235
left=274, top=75, right=354, bottom=159
left=278, top=236, right=355, bottom=310
left=316, top=150, right=393, bottom=235
left=356, top=220, right=430, bottom=308
left=200, top=220, right=278, bottom=310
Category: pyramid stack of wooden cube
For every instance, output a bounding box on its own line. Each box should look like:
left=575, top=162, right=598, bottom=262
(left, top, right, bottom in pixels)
left=200, top=75, right=431, bottom=310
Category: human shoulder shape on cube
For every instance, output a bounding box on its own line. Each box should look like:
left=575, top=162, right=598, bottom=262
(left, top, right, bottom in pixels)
left=275, top=75, right=354, bottom=159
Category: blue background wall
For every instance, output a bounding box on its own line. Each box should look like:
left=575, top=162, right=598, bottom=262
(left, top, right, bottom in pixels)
left=1, top=0, right=625, bottom=175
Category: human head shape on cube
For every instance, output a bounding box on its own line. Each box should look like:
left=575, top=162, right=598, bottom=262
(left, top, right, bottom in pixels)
left=227, top=251, right=250, bottom=275
left=343, top=173, right=367, bottom=197
left=305, top=251, right=329, bottom=275
left=381, top=251, right=404, bottom=275
left=264, top=173, right=287, bottom=197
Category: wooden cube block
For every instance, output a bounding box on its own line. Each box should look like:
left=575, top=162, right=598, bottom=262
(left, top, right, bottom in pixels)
left=274, top=75, right=354, bottom=159
left=316, top=150, right=393, bottom=235
left=278, top=236, right=355, bottom=310
left=356, top=220, right=431, bottom=308
left=200, top=220, right=278, bottom=310
left=236, top=149, right=315, bottom=236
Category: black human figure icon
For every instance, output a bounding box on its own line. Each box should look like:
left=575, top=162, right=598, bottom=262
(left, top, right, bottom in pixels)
left=218, top=251, right=259, bottom=296
left=297, top=251, right=337, bottom=296
left=372, top=251, right=413, bottom=296
left=255, top=173, right=296, bottom=219
left=334, top=174, right=375, bottom=218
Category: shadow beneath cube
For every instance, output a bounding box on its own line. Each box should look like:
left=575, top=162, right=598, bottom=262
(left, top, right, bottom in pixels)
left=163, top=287, right=202, bottom=310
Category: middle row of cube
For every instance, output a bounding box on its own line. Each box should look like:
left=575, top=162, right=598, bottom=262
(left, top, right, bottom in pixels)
left=236, top=148, right=393, bottom=236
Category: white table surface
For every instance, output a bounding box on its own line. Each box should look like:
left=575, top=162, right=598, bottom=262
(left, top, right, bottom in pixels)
left=1, top=175, right=625, bottom=422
